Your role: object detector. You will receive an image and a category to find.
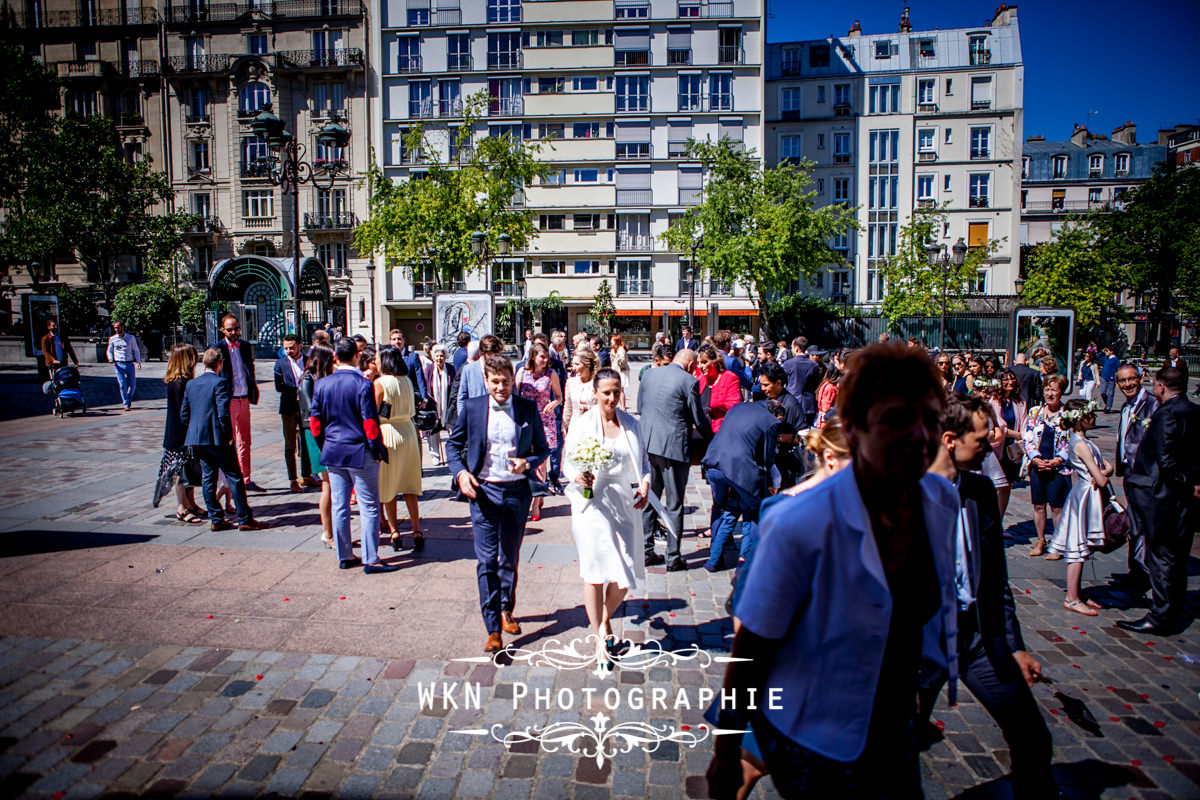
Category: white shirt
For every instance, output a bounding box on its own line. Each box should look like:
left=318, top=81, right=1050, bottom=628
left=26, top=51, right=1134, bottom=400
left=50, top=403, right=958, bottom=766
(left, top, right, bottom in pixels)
left=107, top=333, right=140, bottom=364
left=287, top=355, right=304, bottom=386
left=482, top=400, right=521, bottom=483
left=225, top=338, right=248, bottom=397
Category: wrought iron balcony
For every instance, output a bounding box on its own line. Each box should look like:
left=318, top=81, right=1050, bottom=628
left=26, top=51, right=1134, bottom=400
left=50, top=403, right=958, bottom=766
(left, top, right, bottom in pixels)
left=396, top=55, right=423, bottom=73
left=277, top=48, right=364, bottom=68
left=116, top=60, right=159, bottom=78
left=487, top=51, right=522, bottom=70
left=185, top=215, right=222, bottom=234
left=304, top=212, right=358, bottom=230
left=446, top=53, right=473, bottom=72
left=969, top=196, right=990, bottom=208
left=969, top=49, right=992, bottom=65
left=163, top=0, right=363, bottom=23
left=165, top=54, right=235, bottom=74
left=26, top=7, right=158, bottom=27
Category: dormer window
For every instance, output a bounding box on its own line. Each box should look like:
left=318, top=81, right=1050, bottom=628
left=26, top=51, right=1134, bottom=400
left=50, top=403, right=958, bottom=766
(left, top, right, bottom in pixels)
left=1088, top=153, right=1104, bottom=176
left=1052, top=155, right=1068, bottom=179
left=874, top=40, right=891, bottom=59
left=1021, top=156, right=1030, bottom=179
left=1115, top=152, right=1130, bottom=175
left=919, top=39, right=935, bottom=58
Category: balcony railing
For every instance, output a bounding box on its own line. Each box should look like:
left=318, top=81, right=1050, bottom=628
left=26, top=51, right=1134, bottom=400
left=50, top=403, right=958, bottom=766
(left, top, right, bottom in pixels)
left=432, top=8, right=461, bottom=24
left=186, top=113, right=211, bottom=124
left=117, top=112, right=145, bottom=127
left=833, top=153, right=852, bottom=164
left=717, top=45, right=744, bottom=65
left=617, top=234, right=654, bottom=252
left=780, top=60, right=802, bottom=77
left=617, top=188, right=653, bottom=206
left=667, top=140, right=689, bottom=157
left=833, top=103, right=852, bottom=117
left=617, top=278, right=653, bottom=297
left=28, top=6, right=158, bottom=26
left=489, top=96, right=524, bottom=116
left=165, top=54, right=235, bottom=73
left=447, top=53, right=473, bottom=71
left=1024, top=200, right=1104, bottom=215
left=396, top=55, right=423, bottom=73
left=242, top=216, right=276, bottom=228
left=55, top=61, right=107, bottom=78
left=438, top=97, right=465, bottom=117
left=667, top=49, right=691, bottom=65
left=969, top=50, right=992, bottom=65
left=185, top=215, right=222, bottom=233
left=615, top=50, right=651, bottom=67
left=971, top=100, right=991, bottom=110
left=187, top=165, right=213, bottom=178
left=917, top=102, right=938, bottom=113
left=616, top=143, right=651, bottom=159
left=969, top=196, right=990, bottom=209
left=163, top=0, right=362, bottom=23
left=487, top=51, right=522, bottom=70
left=118, top=60, right=159, bottom=78
left=970, top=149, right=991, bottom=160
left=304, top=212, right=358, bottom=230
left=678, top=188, right=702, bottom=205
left=277, top=48, right=364, bottom=68
left=241, top=161, right=274, bottom=178
left=918, top=151, right=938, bottom=162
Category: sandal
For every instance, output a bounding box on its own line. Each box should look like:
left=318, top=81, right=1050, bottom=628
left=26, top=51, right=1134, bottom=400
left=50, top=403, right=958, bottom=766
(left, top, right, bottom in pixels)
left=412, top=532, right=425, bottom=553
left=1029, top=541, right=1046, bottom=557
left=1065, top=600, right=1099, bottom=617
left=175, top=510, right=203, bottom=524
left=390, top=532, right=404, bottom=553
left=1084, top=598, right=1102, bottom=610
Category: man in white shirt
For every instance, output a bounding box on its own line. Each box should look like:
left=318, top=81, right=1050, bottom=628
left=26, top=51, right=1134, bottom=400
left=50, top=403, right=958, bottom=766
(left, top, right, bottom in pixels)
left=217, top=315, right=262, bottom=491
left=1113, top=365, right=1158, bottom=590
left=274, top=334, right=314, bottom=492
left=106, top=319, right=141, bottom=411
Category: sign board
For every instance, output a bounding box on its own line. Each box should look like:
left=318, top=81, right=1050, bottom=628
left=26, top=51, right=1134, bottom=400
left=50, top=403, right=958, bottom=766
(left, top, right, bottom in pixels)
left=1013, top=307, right=1076, bottom=392
left=21, top=294, right=59, bottom=358
left=433, top=292, right=494, bottom=353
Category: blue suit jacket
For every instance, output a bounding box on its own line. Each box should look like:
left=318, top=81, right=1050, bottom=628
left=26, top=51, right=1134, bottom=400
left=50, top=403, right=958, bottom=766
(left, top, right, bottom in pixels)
left=310, top=368, right=382, bottom=469
left=181, top=371, right=231, bottom=447
left=273, top=355, right=303, bottom=415
left=217, top=339, right=259, bottom=404
left=446, top=394, right=550, bottom=495
left=783, top=355, right=819, bottom=418
left=403, top=350, right=427, bottom=398
left=676, top=337, right=699, bottom=353
left=701, top=401, right=779, bottom=497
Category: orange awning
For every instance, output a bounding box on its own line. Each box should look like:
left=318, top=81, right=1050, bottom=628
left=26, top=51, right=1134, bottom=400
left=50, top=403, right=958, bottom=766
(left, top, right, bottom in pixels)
left=615, top=310, right=651, bottom=316
left=667, top=309, right=707, bottom=316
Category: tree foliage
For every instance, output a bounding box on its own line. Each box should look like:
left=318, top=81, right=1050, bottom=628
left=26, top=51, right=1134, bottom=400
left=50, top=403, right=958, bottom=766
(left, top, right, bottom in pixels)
left=590, top=280, right=616, bottom=334
left=178, top=292, right=211, bottom=331
left=112, top=281, right=179, bottom=333
left=1020, top=218, right=1122, bottom=328
left=877, top=206, right=1002, bottom=322
left=356, top=92, right=552, bottom=290
left=42, top=285, right=98, bottom=335
left=660, top=138, right=857, bottom=338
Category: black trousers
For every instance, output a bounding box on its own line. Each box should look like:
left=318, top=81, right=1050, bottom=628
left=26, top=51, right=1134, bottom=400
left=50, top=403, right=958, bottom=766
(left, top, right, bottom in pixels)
left=641, top=454, right=687, bottom=560
left=470, top=480, right=531, bottom=634
left=1122, top=477, right=1148, bottom=577
left=1128, top=486, right=1196, bottom=627
left=919, top=627, right=1055, bottom=800
left=193, top=444, right=252, bottom=526
left=280, top=412, right=312, bottom=481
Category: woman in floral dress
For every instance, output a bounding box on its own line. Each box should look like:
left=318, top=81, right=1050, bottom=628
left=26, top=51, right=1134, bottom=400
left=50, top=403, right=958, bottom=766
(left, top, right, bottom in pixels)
left=516, top=342, right=562, bottom=521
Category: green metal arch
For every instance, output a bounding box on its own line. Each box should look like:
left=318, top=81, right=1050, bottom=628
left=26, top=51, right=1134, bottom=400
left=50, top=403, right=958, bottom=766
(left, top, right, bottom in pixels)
left=208, top=256, right=291, bottom=302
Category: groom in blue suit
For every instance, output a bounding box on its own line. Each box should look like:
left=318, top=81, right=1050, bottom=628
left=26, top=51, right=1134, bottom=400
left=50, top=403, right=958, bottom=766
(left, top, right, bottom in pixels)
left=447, top=354, right=550, bottom=653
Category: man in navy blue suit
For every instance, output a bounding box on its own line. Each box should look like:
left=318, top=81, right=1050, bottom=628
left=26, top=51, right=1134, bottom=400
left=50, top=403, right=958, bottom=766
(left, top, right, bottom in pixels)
left=311, top=337, right=398, bottom=575
left=389, top=329, right=428, bottom=399
left=274, top=334, right=314, bottom=493
left=447, top=354, right=551, bottom=653
left=182, top=348, right=266, bottom=531
left=782, top=335, right=819, bottom=426
left=675, top=325, right=699, bottom=354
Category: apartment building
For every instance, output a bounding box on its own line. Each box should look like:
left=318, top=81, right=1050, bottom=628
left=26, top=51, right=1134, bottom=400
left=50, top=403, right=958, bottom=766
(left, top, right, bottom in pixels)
left=764, top=5, right=1023, bottom=307
left=1021, top=122, right=1166, bottom=248
left=161, top=0, right=372, bottom=347
left=373, top=0, right=764, bottom=345
left=1159, top=122, right=1199, bottom=166
left=1, top=0, right=164, bottom=297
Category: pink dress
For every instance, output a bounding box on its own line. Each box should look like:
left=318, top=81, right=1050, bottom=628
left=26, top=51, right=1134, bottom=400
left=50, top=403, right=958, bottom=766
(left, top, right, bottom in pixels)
left=518, top=369, right=558, bottom=449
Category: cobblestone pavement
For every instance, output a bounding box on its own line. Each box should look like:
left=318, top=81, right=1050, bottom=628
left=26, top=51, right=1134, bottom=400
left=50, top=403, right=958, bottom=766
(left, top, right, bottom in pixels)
left=0, top=361, right=1197, bottom=799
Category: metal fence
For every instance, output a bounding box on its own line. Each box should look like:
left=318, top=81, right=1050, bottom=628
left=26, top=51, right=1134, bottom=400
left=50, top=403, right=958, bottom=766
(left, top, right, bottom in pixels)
left=774, top=312, right=1012, bottom=353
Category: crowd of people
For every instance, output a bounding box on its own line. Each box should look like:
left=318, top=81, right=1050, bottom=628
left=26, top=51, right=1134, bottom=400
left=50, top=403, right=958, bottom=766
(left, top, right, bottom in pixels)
left=146, top=317, right=1198, bottom=799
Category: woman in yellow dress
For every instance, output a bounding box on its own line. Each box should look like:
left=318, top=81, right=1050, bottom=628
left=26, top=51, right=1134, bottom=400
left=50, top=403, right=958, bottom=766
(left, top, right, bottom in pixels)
left=374, top=345, right=424, bottom=552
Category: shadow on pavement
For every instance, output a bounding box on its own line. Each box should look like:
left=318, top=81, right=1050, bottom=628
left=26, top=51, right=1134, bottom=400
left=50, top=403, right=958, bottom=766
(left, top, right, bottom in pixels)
left=0, top=530, right=158, bottom=557
left=951, top=758, right=1144, bottom=799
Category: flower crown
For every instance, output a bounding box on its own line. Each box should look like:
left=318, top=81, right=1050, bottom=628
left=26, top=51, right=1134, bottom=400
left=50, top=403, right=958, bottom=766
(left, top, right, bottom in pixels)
left=1061, top=400, right=1103, bottom=425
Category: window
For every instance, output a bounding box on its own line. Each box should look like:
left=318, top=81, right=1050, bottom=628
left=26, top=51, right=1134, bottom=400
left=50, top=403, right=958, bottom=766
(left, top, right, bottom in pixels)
left=540, top=122, right=564, bottom=139
left=1021, top=190, right=1027, bottom=209
left=1021, top=156, right=1030, bottom=179
left=968, top=221, right=989, bottom=248
left=833, top=178, right=849, bottom=202
left=833, top=132, right=851, bottom=163
left=678, top=75, right=702, bottom=111
left=407, top=7, right=428, bottom=25
left=668, top=121, right=691, bottom=157
left=868, top=82, right=899, bottom=114
left=572, top=29, right=599, bottom=46
left=969, top=76, right=992, bottom=109
left=190, top=141, right=210, bottom=173
left=816, top=85, right=826, bottom=103
left=189, top=87, right=209, bottom=121
left=667, top=27, right=690, bottom=64
left=409, top=80, right=432, bottom=117
left=617, top=260, right=652, bottom=296
left=874, top=40, right=891, bottom=59
left=491, top=261, right=525, bottom=295
left=447, top=33, right=470, bottom=70
left=487, top=0, right=520, bottom=23
left=539, top=77, right=564, bottom=94
left=718, top=28, right=741, bottom=65
left=969, top=127, right=990, bottom=159
left=869, top=130, right=899, bottom=163
left=781, top=48, right=802, bottom=76
left=1088, top=187, right=1103, bottom=205
left=487, top=32, right=520, bottom=70
left=809, top=43, right=830, bottom=68
left=969, top=35, right=990, bottom=65
left=1088, top=153, right=1103, bottom=175
left=574, top=259, right=601, bottom=274
left=917, top=128, right=935, bottom=152
left=617, top=141, right=650, bottom=159
left=193, top=245, right=213, bottom=279
left=780, top=135, right=801, bottom=161
left=438, top=79, right=461, bottom=116
left=535, top=261, right=562, bottom=276
left=781, top=87, right=801, bottom=118
left=317, top=243, right=348, bottom=276
left=944, top=174, right=952, bottom=191
left=538, top=214, right=565, bottom=230
left=192, top=193, right=211, bottom=218
left=397, top=36, right=421, bottom=72
left=574, top=169, right=599, bottom=182
left=239, top=83, right=270, bottom=115
left=316, top=188, right=348, bottom=217
left=241, top=135, right=269, bottom=175
left=1052, top=155, right=1068, bottom=179
left=678, top=167, right=702, bottom=204
left=969, top=174, right=990, bottom=207
left=834, top=84, right=850, bottom=106
left=615, top=0, right=648, bottom=18
left=918, top=38, right=935, bottom=58
left=709, top=74, right=732, bottom=111
left=945, top=78, right=953, bottom=95
left=945, top=128, right=953, bottom=144
left=573, top=121, right=600, bottom=138
left=916, top=174, right=934, bottom=200
left=918, top=79, right=935, bottom=105
left=243, top=190, right=274, bottom=218
left=248, top=33, right=268, bottom=54
left=1115, top=152, right=1130, bottom=175
left=614, top=28, right=651, bottom=66
left=574, top=213, right=600, bottom=231
left=542, top=169, right=566, bottom=185
left=534, top=30, right=562, bottom=47
left=615, top=76, right=649, bottom=112
left=817, top=179, right=824, bottom=194
left=572, top=76, right=598, bottom=91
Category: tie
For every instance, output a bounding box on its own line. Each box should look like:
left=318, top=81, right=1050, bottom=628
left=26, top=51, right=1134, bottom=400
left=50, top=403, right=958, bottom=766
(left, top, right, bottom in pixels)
left=491, top=402, right=512, bottom=412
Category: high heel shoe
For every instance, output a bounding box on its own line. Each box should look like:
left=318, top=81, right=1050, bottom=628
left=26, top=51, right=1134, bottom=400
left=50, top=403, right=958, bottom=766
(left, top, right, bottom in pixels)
left=320, top=533, right=333, bottom=550
left=390, top=532, right=404, bottom=553
left=411, top=532, right=425, bottom=552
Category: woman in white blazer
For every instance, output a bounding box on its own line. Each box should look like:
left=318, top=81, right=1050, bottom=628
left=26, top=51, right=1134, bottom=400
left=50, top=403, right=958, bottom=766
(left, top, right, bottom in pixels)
left=561, top=367, right=651, bottom=669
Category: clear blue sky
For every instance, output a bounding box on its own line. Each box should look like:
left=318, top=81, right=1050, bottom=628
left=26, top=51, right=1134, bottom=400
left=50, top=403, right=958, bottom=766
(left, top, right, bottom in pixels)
left=766, top=0, right=1200, bottom=144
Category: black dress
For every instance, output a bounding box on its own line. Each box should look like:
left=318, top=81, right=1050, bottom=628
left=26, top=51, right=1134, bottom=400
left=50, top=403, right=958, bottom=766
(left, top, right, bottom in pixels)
left=153, top=378, right=198, bottom=507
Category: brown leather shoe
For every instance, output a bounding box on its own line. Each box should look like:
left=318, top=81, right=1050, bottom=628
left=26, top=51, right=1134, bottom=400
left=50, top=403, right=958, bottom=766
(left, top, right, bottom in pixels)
left=238, top=519, right=269, bottom=531
left=210, top=521, right=233, bottom=532
left=500, top=612, right=521, bottom=635
left=484, top=633, right=503, bottom=653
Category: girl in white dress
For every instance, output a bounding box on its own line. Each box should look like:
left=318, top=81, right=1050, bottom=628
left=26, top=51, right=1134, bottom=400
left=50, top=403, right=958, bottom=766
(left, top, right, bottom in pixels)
left=562, top=348, right=598, bottom=437
left=1047, top=399, right=1110, bottom=616
left=562, top=368, right=650, bottom=668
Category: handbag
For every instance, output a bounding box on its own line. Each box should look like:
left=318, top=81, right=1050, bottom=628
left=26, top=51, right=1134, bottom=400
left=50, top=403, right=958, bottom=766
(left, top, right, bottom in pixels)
left=1096, top=485, right=1131, bottom=554
left=413, top=398, right=439, bottom=432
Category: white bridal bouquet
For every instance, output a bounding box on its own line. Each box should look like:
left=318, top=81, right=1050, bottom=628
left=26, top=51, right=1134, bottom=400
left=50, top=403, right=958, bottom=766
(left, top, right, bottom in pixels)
left=568, top=437, right=614, bottom=499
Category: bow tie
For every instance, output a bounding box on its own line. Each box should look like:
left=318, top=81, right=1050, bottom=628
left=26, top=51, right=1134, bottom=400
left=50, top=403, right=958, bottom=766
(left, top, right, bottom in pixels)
left=491, top=401, right=512, bottom=412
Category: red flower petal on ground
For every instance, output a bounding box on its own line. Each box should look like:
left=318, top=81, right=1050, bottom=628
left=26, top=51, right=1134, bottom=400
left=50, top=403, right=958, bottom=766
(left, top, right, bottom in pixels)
left=206, top=615, right=214, bottom=619
left=1071, top=664, right=1081, bottom=669
left=282, top=597, right=290, bottom=601
left=1049, top=709, right=1059, bottom=715
left=1079, top=631, right=1087, bottom=635
left=681, top=725, right=690, bottom=730
left=255, top=675, right=263, bottom=680
left=1163, top=656, right=1173, bottom=661
left=1153, top=721, right=1166, bottom=728
left=1163, top=755, right=1176, bottom=763
left=934, top=721, right=945, bottom=730
left=1025, top=590, right=1031, bottom=594
left=1144, top=641, right=1156, bottom=646
left=1054, top=637, right=1063, bottom=642
left=1109, top=716, right=1121, bottom=722
left=1131, top=760, right=1142, bottom=766
left=1139, top=694, right=1149, bottom=699
left=1124, top=704, right=1133, bottom=710
left=1106, top=686, right=1116, bottom=691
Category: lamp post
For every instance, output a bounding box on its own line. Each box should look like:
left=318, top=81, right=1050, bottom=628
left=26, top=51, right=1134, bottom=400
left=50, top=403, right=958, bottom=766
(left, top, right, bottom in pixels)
left=926, top=237, right=968, bottom=351
left=365, top=261, right=377, bottom=343
left=28, top=261, right=42, bottom=289
left=687, top=235, right=702, bottom=334
left=471, top=228, right=512, bottom=337
left=251, top=103, right=351, bottom=339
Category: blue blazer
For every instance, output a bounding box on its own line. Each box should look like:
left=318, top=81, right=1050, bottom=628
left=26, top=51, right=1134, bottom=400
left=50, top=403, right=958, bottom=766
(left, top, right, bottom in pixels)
left=181, top=371, right=231, bottom=447
left=217, top=339, right=259, bottom=404
left=700, top=401, right=779, bottom=497
left=310, top=369, right=382, bottom=469
left=273, top=355, right=303, bottom=415
left=676, top=337, right=699, bottom=353
left=403, top=350, right=428, bottom=398
left=446, top=394, right=550, bottom=495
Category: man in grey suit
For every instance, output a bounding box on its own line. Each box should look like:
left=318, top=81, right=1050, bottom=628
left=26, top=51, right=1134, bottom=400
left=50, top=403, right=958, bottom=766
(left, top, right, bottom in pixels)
left=638, top=349, right=712, bottom=571
left=1113, top=364, right=1158, bottom=590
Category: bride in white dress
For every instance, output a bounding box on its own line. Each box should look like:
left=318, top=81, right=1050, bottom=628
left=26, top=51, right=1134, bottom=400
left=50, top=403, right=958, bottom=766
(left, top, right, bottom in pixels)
left=562, top=368, right=651, bottom=667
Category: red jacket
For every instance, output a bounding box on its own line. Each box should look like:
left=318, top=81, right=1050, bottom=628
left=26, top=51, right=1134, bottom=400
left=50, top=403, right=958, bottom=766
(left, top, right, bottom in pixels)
left=698, top=369, right=741, bottom=433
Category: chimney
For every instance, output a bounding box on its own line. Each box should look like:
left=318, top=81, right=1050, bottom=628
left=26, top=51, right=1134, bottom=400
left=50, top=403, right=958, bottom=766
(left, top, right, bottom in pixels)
left=1111, top=121, right=1137, bottom=145
left=991, top=4, right=1017, bottom=27
left=899, top=6, right=912, bottom=33
left=1070, top=124, right=1089, bottom=147
left=1158, top=128, right=1173, bottom=146
left=1026, top=135, right=1045, bottom=143
left=847, top=20, right=862, bottom=37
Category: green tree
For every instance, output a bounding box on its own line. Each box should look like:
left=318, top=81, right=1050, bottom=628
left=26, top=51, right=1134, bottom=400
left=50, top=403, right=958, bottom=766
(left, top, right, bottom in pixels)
left=1091, top=163, right=1200, bottom=353
left=112, top=281, right=179, bottom=333
left=1020, top=218, right=1121, bottom=328
left=876, top=206, right=1001, bottom=322
left=178, top=292, right=211, bottom=331
left=660, top=138, right=857, bottom=339
left=590, top=280, right=616, bottom=334
left=355, top=92, right=552, bottom=290
left=42, top=285, right=98, bottom=335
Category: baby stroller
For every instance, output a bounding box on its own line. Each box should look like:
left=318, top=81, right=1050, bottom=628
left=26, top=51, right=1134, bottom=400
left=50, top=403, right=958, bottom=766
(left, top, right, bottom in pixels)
left=47, top=365, right=86, bottom=417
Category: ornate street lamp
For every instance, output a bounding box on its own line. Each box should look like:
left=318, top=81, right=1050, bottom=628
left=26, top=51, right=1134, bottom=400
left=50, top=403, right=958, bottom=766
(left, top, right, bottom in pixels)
left=251, top=102, right=351, bottom=337
left=928, top=237, right=968, bottom=351
left=28, top=261, right=42, bottom=287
